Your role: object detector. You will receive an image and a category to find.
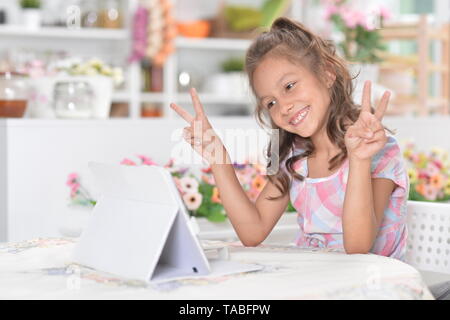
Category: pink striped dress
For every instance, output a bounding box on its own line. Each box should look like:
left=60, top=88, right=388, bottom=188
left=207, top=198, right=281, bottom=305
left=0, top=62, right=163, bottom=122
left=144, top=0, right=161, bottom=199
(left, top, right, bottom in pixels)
left=284, top=135, right=409, bottom=261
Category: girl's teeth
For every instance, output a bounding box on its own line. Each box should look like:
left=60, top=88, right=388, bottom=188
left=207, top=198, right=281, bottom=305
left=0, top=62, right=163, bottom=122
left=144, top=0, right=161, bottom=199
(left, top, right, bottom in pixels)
left=291, top=109, right=308, bottom=124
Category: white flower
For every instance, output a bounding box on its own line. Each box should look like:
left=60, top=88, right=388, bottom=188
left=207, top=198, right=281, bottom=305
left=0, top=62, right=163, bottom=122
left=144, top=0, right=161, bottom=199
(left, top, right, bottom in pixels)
left=101, top=65, right=113, bottom=76
left=183, top=192, right=203, bottom=211
left=84, top=67, right=98, bottom=76
left=431, top=147, right=446, bottom=157
left=56, top=57, right=82, bottom=70
left=112, top=67, right=124, bottom=86
left=88, top=58, right=104, bottom=68
left=179, top=176, right=199, bottom=193
left=71, top=64, right=85, bottom=74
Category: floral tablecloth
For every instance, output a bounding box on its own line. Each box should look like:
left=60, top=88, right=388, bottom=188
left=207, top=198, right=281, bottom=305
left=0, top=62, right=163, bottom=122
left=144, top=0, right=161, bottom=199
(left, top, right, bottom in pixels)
left=0, top=238, right=434, bottom=300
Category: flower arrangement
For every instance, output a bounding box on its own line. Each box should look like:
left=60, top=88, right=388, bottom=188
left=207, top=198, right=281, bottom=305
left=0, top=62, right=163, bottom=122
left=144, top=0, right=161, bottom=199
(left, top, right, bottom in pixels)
left=66, top=173, right=96, bottom=207
left=323, top=0, right=390, bottom=63
left=129, top=1, right=176, bottom=65
left=67, top=156, right=296, bottom=222
left=56, top=57, right=124, bottom=88
left=403, top=142, right=450, bottom=202
left=167, top=159, right=296, bottom=221
left=176, top=161, right=269, bottom=222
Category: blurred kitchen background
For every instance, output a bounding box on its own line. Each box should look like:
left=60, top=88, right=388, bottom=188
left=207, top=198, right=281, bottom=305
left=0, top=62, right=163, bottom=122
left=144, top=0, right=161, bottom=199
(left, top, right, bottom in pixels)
left=0, top=0, right=448, bottom=120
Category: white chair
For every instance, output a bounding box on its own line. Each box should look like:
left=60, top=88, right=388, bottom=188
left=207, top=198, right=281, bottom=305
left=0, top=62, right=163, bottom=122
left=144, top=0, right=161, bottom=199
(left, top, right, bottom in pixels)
left=405, top=200, right=450, bottom=274
left=405, top=200, right=450, bottom=299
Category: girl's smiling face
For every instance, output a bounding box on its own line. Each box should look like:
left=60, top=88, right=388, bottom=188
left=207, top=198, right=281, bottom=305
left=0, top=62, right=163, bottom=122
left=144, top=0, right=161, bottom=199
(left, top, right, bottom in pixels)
left=252, top=55, right=333, bottom=138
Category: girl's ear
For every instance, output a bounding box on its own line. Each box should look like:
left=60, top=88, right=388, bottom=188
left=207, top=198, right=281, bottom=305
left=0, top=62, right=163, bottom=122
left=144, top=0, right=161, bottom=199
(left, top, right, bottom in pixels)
left=325, top=69, right=336, bottom=88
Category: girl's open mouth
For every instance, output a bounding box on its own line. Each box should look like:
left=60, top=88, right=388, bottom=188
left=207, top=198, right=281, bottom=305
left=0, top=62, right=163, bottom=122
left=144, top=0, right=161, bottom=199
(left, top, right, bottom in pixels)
left=289, top=106, right=310, bottom=126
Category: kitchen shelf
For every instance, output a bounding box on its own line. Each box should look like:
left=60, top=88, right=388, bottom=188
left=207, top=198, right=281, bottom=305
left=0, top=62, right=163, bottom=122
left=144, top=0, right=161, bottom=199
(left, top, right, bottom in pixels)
left=140, top=92, right=166, bottom=103
left=0, top=26, right=128, bottom=40
left=176, top=93, right=252, bottom=105
left=0, top=0, right=297, bottom=119
left=112, top=91, right=131, bottom=103
left=113, top=90, right=253, bottom=110
left=175, top=37, right=252, bottom=51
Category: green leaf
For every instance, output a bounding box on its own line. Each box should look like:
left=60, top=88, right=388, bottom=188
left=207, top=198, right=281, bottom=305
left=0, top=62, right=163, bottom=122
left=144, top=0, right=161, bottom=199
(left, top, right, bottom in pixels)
left=20, top=0, right=40, bottom=9
left=221, top=57, right=244, bottom=73
left=196, top=203, right=211, bottom=218
left=199, top=182, right=213, bottom=198
left=224, top=6, right=262, bottom=32
left=260, top=0, right=291, bottom=28
left=207, top=209, right=227, bottom=222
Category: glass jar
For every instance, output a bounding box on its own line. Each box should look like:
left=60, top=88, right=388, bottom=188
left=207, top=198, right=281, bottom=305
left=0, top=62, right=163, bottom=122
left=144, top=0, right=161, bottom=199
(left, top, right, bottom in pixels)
left=99, top=0, right=122, bottom=29
left=0, top=72, right=29, bottom=118
left=53, top=81, right=94, bottom=119
left=80, top=0, right=99, bottom=28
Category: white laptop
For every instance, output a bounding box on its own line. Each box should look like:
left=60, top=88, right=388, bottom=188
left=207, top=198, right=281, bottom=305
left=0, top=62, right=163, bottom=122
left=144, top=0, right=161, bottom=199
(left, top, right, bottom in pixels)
left=72, top=162, right=262, bottom=283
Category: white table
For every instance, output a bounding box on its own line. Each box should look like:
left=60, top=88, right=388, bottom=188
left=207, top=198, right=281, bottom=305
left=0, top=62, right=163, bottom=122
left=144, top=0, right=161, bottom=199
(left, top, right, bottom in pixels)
left=0, top=238, right=434, bottom=300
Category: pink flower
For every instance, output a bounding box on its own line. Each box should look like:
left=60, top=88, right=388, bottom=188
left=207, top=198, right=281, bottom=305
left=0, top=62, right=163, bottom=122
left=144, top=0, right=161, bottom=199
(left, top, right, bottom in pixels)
left=183, top=192, right=203, bottom=211
left=432, top=160, right=443, bottom=170
left=179, top=177, right=199, bottom=193
left=423, top=184, right=438, bottom=201
left=426, top=162, right=441, bottom=177
left=418, top=170, right=430, bottom=181
left=70, top=183, right=80, bottom=197
left=341, top=8, right=366, bottom=28
left=411, top=154, right=420, bottom=164
left=164, top=158, right=174, bottom=168
left=120, top=158, right=137, bottom=166
left=324, top=4, right=339, bottom=20
left=137, top=154, right=157, bottom=166
left=66, top=173, right=79, bottom=187
left=128, top=5, right=149, bottom=63
left=379, top=6, right=392, bottom=20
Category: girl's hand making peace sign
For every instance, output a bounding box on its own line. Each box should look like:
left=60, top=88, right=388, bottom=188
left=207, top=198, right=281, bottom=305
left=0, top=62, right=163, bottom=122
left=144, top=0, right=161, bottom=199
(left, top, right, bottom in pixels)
left=344, top=81, right=391, bottom=161
left=170, top=88, right=230, bottom=165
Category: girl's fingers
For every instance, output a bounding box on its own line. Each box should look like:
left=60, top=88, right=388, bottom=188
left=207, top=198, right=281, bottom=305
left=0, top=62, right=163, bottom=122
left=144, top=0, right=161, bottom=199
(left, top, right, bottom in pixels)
left=190, top=88, right=206, bottom=117
left=183, top=127, right=204, bottom=146
left=171, top=103, right=195, bottom=124
left=182, top=126, right=191, bottom=137
left=348, top=126, right=373, bottom=139
left=187, top=137, right=202, bottom=146
left=374, top=91, right=391, bottom=120
left=362, top=128, right=385, bottom=143
left=361, top=81, right=372, bottom=113
left=185, top=135, right=203, bottom=147
left=358, top=110, right=384, bottom=132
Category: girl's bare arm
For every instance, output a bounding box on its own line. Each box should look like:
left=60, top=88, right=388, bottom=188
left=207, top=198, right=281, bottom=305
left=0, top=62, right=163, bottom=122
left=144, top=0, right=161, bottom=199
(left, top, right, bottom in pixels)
left=170, top=88, right=288, bottom=246
left=211, top=159, right=289, bottom=246
left=343, top=81, right=393, bottom=253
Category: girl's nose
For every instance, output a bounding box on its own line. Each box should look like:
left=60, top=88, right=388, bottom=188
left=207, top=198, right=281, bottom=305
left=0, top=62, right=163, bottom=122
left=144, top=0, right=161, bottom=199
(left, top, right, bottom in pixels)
left=281, top=101, right=294, bottom=115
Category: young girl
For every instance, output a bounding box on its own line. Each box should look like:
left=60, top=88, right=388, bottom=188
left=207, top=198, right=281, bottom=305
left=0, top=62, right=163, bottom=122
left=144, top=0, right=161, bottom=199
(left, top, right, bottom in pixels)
left=170, top=17, right=409, bottom=261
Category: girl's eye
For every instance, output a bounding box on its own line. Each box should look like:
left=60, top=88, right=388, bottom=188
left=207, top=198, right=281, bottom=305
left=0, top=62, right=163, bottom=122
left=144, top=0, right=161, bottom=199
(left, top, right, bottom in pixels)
left=267, top=100, right=276, bottom=109
left=286, top=82, right=296, bottom=90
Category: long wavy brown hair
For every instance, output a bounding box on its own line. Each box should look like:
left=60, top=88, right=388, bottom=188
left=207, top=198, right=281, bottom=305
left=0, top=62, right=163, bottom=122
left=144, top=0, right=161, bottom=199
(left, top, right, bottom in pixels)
left=245, top=17, right=394, bottom=201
